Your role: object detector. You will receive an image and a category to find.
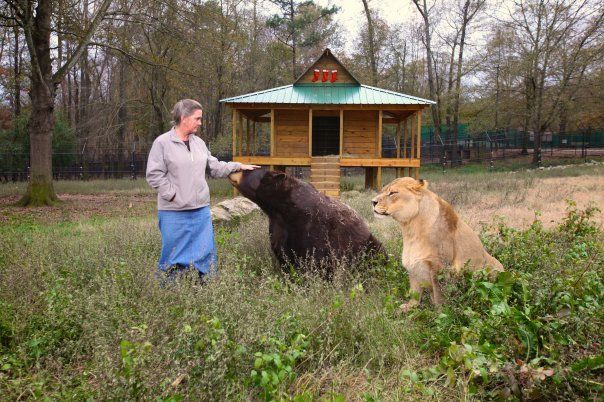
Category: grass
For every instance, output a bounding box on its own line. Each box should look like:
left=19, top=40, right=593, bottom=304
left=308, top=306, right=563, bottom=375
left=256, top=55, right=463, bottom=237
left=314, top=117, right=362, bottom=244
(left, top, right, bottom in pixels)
left=0, top=163, right=602, bottom=400
left=0, top=177, right=236, bottom=199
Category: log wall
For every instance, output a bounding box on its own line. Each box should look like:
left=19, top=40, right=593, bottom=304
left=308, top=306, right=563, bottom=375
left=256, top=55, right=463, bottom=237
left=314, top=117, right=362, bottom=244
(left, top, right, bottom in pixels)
left=274, top=109, right=309, bottom=157
left=342, top=110, right=378, bottom=157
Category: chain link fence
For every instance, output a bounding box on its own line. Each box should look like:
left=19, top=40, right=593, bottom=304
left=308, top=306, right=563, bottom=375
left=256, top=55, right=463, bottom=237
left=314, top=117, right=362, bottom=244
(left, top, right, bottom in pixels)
left=1, top=129, right=602, bottom=182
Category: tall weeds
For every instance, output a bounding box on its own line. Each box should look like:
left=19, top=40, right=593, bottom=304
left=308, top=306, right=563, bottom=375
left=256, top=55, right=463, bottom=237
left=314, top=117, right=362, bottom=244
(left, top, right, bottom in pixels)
left=0, top=188, right=602, bottom=400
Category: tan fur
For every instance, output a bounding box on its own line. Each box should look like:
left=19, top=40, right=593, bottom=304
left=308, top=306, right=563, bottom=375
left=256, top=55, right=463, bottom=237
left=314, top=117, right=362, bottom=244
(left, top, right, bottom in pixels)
left=372, top=177, right=504, bottom=311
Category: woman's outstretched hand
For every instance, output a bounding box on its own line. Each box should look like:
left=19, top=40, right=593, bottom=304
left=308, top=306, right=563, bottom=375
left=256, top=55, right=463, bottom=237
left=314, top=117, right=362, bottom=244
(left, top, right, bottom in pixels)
left=239, top=164, right=261, bottom=170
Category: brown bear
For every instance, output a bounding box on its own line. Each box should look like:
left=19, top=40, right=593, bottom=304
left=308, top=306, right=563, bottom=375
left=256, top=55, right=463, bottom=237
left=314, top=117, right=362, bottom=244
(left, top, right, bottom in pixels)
left=228, top=169, right=385, bottom=275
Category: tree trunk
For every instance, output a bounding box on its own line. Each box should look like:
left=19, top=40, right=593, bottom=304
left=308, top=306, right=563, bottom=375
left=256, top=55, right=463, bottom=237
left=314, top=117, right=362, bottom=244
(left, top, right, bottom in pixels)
left=12, top=22, right=21, bottom=119
left=58, top=0, right=68, bottom=116
left=445, top=39, right=456, bottom=134
left=494, top=65, right=500, bottom=130
left=452, top=0, right=484, bottom=165
left=451, top=24, right=466, bottom=165
left=445, top=33, right=458, bottom=158
left=68, top=68, right=77, bottom=127
left=532, top=127, right=542, bottom=165
left=521, top=75, right=531, bottom=155
left=400, top=41, right=407, bottom=91
left=21, top=82, right=58, bottom=206
left=19, top=0, right=58, bottom=206
left=78, top=48, right=90, bottom=137
left=16, top=0, right=113, bottom=205
left=290, top=0, right=297, bottom=79
left=413, top=0, right=441, bottom=142
left=117, top=55, right=128, bottom=146
left=362, top=0, right=378, bottom=86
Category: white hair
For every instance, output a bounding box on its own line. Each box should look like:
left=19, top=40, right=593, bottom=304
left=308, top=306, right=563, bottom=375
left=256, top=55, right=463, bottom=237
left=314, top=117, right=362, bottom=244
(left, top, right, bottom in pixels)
left=171, top=99, right=202, bottom=126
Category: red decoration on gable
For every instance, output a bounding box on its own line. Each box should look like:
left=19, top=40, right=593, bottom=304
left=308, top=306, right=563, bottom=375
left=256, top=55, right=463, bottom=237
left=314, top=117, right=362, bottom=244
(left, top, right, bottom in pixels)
left=330, top=70, right=338, bottom=83
left=312, top=69, right=320, bottom=82
left=322, top=69, right=329, bottom=82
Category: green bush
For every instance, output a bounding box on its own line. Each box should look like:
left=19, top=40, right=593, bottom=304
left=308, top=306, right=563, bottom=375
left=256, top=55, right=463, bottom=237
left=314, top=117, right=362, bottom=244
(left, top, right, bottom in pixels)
left=403, top=202, right=603, bottom=400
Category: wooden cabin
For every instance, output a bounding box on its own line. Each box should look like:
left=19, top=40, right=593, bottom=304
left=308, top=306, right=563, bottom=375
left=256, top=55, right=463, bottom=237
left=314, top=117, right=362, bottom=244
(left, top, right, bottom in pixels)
left=220, top=48, right=435, bottom=197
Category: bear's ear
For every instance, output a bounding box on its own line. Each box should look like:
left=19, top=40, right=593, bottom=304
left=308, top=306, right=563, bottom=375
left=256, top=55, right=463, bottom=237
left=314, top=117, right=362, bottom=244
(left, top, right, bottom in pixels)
left=272, top=172, right=287, bottom=181
left=418, top=179, right=428, bottom=189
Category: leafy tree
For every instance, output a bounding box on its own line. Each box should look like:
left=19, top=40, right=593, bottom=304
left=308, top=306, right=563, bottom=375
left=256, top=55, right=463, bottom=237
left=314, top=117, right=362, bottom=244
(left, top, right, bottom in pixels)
left=3, top=0, right=112, bottom=205
left=266, top=0, right=339, bottom=79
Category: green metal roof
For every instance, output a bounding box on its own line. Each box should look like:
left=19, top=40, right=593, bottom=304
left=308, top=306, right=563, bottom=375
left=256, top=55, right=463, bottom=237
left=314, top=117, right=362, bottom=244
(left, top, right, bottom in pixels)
left=220, top=84, right=435, bottom=105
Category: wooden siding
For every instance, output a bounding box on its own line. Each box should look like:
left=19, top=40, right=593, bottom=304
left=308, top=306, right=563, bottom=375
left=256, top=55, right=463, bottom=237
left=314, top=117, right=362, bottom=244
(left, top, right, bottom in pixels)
left=297, top=54, right=357, bottom=84
left=275, top=109, right=309, bottom=157
left=342, top=110, right=378, bottom=157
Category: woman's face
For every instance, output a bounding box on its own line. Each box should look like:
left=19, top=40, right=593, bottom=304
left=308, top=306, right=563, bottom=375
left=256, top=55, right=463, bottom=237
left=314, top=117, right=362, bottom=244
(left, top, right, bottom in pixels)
left=179, top=109, right=203, bottom=135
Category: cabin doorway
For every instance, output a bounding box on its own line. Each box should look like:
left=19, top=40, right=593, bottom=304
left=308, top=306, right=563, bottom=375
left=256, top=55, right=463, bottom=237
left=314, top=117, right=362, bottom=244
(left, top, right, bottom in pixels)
left=312, top=116, right=340, bottom=156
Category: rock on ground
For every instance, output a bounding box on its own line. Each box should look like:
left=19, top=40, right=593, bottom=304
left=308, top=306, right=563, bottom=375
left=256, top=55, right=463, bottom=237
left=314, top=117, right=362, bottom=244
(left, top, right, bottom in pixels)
left=211, top=196, right=259, bottom=224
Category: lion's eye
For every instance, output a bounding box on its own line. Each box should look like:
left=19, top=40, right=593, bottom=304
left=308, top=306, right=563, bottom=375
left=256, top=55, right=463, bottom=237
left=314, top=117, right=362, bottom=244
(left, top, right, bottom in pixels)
left=388, top=191, right=398, bottom=196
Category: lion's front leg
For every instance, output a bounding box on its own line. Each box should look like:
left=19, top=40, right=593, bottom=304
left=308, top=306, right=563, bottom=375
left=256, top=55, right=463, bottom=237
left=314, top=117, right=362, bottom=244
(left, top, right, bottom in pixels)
left=430, top=266, right=444, bottom=306
left=399, top=261, right=429, bottom=312
left=400, top=276, right=423, bottom=312
left=400, top=260, right=443, bottom=312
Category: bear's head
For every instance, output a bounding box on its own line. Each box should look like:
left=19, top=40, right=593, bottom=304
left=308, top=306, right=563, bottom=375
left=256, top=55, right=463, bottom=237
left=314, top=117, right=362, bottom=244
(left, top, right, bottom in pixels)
left=228, top=169, right=291, bottom=206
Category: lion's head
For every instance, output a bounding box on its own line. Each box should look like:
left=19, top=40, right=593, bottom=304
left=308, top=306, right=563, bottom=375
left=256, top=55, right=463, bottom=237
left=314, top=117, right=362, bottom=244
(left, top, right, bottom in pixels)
left=371, top=177, right=429, bottom=223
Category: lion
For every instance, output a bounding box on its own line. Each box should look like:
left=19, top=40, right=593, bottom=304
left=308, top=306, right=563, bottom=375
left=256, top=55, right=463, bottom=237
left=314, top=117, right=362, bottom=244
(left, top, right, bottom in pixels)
left=372, top=177, right=503, bottom=311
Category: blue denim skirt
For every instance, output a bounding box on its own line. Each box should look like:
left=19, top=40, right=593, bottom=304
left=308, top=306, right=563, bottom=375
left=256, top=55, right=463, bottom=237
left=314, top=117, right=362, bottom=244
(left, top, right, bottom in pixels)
left=157, top=206, right=216, bottom=275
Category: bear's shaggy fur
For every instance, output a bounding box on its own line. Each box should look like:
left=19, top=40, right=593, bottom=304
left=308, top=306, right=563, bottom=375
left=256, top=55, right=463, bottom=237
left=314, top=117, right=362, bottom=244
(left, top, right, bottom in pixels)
left=228, top=169, right=385, bottom=275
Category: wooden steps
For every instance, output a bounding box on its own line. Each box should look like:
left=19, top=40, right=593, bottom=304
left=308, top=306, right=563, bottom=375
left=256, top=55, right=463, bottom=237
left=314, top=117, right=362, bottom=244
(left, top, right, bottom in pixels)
left=310, top=156, right=341, bottom=198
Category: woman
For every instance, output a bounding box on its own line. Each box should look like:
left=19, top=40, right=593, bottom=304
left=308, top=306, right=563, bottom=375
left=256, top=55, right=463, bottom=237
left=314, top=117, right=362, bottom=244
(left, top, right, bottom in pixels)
left=146, top=99, right=258, bottom=278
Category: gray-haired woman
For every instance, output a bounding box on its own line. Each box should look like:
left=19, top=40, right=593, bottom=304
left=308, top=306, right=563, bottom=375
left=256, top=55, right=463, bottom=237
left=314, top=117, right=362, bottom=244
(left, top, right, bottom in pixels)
left=146, top=99, right=258, bottom=278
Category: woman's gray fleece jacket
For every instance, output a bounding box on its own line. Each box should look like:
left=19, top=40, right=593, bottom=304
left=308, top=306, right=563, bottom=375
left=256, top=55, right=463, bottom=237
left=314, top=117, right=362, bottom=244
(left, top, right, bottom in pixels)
left=146, top=129, right=241, bottom=210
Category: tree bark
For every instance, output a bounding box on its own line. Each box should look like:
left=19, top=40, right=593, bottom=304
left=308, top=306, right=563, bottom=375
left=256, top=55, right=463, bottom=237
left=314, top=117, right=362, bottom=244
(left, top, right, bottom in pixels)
left=445, top=32, right=458, bottom=142
left=11, top=20, right=21, bottom=119
left=14, top=0, right=113, bottom=205
left=413, top=0, right=441, bottom=142
left=362, top=0, right=378, bottom=86
left=452, top=0, right=485, bottom=164
left=290, top=0, right=297, bottom=79
left=117, top=55, right=128, bottom=147
left=18, top=0, right=58, bottom=206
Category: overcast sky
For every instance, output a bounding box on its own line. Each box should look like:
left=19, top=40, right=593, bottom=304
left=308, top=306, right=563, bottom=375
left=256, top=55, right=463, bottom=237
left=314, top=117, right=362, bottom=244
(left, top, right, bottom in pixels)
left=262, top=0, right=420, bottom=54
left=261, top=0, right=519, bottom=57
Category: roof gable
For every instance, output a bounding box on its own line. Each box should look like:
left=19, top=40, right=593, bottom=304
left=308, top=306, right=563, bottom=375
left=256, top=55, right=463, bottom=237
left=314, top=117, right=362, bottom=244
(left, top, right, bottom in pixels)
left=294, top=48, right=360, bottom=86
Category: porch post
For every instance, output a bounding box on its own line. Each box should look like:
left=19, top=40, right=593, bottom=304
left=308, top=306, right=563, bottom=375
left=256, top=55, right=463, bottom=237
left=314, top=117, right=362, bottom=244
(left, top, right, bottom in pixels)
left=238, top=112, right=244, bottom=156
left=231, top=109, right=238, bottom=197
left=308, top=108, right=313, bottom=157
left=403, top=117, right=408, bottom=177
left=403, top=116, right=408, bottom=158
left=416, top=110, right=422, bottom=179
left=339, top=109, right=344, bottom=156
left=246, top=118, right=250, bottom=155
left=377, top=110, right=383, bottom=189
left=270, top=109, right=275, bottom=170
left=378, top=110, right=383, bottom=157
left=396, top=120, right=402, bottom=177
left=252, top=121, right=256, bottom=156
left=232, top=109, right=237, bottom=158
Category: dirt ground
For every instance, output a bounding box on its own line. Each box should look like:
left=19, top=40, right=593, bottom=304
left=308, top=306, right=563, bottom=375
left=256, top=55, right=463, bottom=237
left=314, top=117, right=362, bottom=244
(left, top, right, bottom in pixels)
left=1, top=173, right=602, bottom=230
left=0, top=193, right=157, bottom=225
left=457, top=175, right=604, bottom=230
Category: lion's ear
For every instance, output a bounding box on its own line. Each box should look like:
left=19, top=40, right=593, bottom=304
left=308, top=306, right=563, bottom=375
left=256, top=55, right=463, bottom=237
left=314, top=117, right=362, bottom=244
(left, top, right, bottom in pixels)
left=418, top=179, right=428, bottom=189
